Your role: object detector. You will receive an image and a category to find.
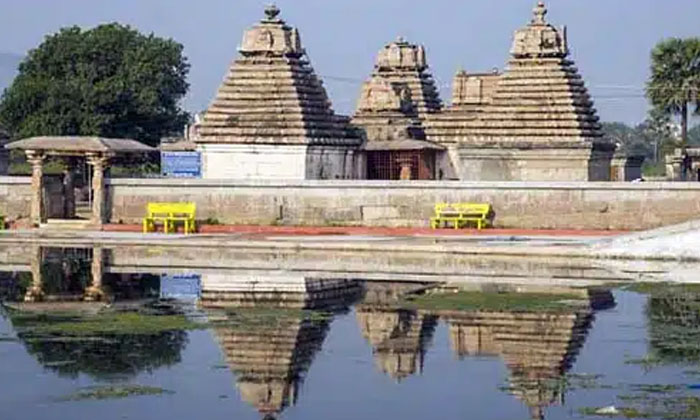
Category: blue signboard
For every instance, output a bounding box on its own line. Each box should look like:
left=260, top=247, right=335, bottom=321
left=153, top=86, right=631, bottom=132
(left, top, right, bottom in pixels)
left=160, top=274, right=202, bottom=299
left=161, top=151, right=202, bottom=178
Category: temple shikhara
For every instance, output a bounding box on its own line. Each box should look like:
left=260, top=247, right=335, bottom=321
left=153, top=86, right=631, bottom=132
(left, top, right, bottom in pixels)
left=194, top=5, right=361, bottom=180
left=426, top=1, right=613, bottom=181
left=352, top=38, right=444, bottom=180
left=187, top=1, right=614, bottom=181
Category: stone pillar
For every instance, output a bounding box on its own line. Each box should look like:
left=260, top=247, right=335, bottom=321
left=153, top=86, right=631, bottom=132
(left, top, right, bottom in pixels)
left=62, top=158, right=77, bottom=219
left=665, top=149, right=684, bottom=182
left=24, top=246, right=44, bottom=302
left=87, top=153, right=110, bottom=226
left=84, top=247, right=107, bottom=301
left=26, top=151, right=45, bottom=227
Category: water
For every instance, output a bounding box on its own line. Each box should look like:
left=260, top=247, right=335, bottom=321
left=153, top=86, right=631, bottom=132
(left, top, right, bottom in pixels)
left=1, top=247, right=699, bottom=420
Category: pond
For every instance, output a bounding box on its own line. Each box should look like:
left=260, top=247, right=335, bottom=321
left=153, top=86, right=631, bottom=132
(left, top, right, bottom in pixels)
left=1, top=247, right=700, bottom=420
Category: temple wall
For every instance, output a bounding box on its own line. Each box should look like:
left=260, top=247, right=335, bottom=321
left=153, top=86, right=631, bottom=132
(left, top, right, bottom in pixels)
left=451, top=147, right=610, bottom=182
left=305, top=146, right=358, bottom=180
left=108, top=179, right=700, bottom=230
left=198, top=144, right=358, bottom=180
left=199, top=144, right=308, bottom=180
left=0, top=177, right=31, bottom=221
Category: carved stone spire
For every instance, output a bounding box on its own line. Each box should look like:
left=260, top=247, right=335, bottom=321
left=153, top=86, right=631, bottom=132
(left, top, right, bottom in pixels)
left=531, top=1, right=547, bottom=25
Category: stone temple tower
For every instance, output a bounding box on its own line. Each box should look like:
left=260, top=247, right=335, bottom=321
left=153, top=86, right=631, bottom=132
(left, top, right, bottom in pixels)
left=195, top=5, right=361, bottom=180
left=352, top=38, right=445, bottom=180
left=426, top=2, right=615, bottom=181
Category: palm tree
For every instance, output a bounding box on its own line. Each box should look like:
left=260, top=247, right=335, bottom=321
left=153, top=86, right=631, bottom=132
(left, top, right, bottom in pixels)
left=646, top=38, right=700, bottom=147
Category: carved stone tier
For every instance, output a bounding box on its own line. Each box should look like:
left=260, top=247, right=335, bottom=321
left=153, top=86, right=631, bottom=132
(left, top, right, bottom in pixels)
left=356, top=38, right=442, bottom=121
left=196, top=7, right=358, bottom=147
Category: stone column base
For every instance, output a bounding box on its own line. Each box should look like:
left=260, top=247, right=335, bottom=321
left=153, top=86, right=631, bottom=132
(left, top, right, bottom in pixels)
left=24, top=287, right=45, bottom=302
left=84, top=286, right=109, bottom=302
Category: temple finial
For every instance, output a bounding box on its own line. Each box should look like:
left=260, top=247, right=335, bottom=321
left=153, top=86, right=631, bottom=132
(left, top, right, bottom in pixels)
left=264, top=4, right=281, bottom=21
left=532, top=1, right=547, bottom=25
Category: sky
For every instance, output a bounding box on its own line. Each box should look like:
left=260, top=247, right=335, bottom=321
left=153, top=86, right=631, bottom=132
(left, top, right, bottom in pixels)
left=0, top=0, right=699, bottom=125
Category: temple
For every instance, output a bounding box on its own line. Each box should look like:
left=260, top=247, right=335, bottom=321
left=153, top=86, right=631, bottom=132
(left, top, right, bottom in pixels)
left=194, top=5, right=361, bottom=180
left=352, top=38, right=445, bottom=180
left=426, top=1, right=615, bottom=181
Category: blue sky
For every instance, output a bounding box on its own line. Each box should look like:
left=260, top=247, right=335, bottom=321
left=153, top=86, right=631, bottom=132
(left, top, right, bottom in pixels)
left=1, top=0, right=699, bottom=124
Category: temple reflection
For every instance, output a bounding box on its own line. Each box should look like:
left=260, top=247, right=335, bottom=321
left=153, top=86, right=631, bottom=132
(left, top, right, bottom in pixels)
left=356, top=282, right=438, bottom=381
left=0, top=246, right=618, bottom=419
left=440, top=287, right=614, bottom=420
left=199, top=274, right=363, bottom=419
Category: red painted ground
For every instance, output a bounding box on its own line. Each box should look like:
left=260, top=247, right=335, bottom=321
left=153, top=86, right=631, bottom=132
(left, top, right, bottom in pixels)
left=103, top=224, right=627, bottom=237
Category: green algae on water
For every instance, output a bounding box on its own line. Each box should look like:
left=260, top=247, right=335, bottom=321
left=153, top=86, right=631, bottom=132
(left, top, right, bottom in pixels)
left=58, top=385, right=174, bottom=401
left=9, top=311, right=203, bottom=337
left=401, top=291, right=585, bottom=312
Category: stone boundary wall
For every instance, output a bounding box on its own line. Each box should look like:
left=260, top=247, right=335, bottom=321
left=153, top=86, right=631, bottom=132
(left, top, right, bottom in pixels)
left=108, top=179, right=700, bottom=230
left=0, top=177, right=31, bottom=221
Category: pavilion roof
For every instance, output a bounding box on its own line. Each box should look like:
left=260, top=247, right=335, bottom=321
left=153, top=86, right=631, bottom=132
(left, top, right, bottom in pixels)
left=4, top=136, right=155, bottom=154
left=362, top=139, right=445, bottom=151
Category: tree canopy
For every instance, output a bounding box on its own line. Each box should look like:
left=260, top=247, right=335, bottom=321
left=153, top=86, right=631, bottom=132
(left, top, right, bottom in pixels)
left=0, top=23, right=190, bottom=147
left=646, top=37, right=700, bottom=147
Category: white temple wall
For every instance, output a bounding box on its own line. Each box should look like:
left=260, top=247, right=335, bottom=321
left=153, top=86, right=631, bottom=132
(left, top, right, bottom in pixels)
left=199, top=144, right=308, bottom=180
left=452, top=146, right=610, bottom=182
left=198, top=144, right=361, bottom=180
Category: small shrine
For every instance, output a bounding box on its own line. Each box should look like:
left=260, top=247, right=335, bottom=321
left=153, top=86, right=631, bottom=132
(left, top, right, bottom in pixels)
left=426, top=2, right=615, bottom=181
left=194, top=5, right=361, bottom=180
left=352, top=38, right=444, bottom=180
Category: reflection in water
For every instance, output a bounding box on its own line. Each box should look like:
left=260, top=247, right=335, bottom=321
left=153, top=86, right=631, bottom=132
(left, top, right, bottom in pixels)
left=443, top=288, right=613, bottom=420
left=200, top=274, right=364, bottom=419
left=0, top=246, right=622, bottom=420
left=356, top=282, right=438, bottom=381
left=446, top=309, right=591, bottom=420
left=647, top=286, right=700, bottom=364
left=17, top=321, right=188, bottom=380
left=1, top=246, right=188, bottom=380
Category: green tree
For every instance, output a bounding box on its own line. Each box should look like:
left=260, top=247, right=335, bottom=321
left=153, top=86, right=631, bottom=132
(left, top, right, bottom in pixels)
left=0, top=23, right=190, bottom=147
left=646, top=38, right=700, bottom=147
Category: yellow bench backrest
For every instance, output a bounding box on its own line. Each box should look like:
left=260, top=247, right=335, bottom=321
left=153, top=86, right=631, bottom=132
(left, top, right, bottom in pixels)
left=435, top=202, right=491, bottom=216
left=147, top=202, right=196, bottom=217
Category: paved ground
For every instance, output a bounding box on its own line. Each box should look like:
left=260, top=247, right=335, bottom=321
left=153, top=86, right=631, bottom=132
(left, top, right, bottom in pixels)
left=104, top=223, right=626, bottom=238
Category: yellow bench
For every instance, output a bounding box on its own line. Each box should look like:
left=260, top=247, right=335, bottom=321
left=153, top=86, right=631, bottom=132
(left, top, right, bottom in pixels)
left=430, top=203, right=492, bottom=230
left=143, top=202, right=196, bottom=234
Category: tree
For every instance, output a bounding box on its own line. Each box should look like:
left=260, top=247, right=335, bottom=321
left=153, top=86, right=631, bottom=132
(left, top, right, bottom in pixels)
left=646, top=38, right=700, bottom=148
left=0, top=24, right=190, bottom=147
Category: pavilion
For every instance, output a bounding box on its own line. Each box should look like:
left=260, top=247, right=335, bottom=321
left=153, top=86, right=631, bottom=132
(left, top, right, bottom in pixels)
left=4, top=136, right=154, bottom=228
